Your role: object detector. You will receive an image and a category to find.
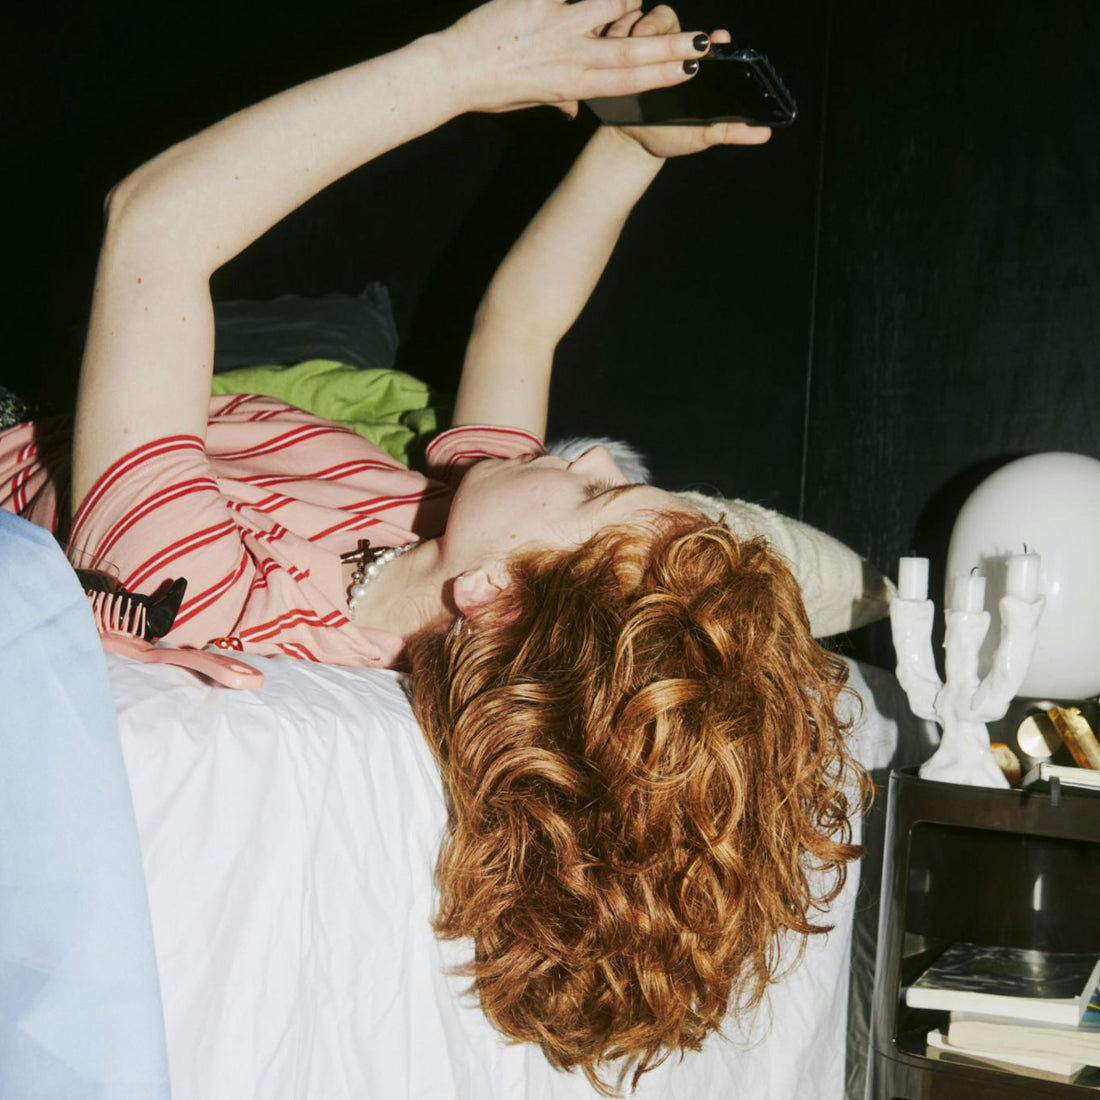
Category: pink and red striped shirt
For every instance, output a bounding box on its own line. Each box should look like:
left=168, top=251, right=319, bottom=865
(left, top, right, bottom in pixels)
left=1, top=394, right=543, bottom=666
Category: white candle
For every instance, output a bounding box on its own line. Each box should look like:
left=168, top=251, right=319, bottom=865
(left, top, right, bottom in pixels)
left=1005, top=551, right=1041, bottom=602
left=898, top=557, right=929, bottom=601
left=950, top=572, right=986, bottom=613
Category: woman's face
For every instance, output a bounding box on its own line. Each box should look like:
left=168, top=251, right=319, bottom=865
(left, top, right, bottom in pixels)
left=440, top=445, right=699, bottom=569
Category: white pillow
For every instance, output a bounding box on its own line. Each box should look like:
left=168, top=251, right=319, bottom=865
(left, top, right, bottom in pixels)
left=675, top=490, right=895, bottom=639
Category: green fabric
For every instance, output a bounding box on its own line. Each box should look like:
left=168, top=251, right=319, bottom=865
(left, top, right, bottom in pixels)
left=211, top=360, right=445, bottom=464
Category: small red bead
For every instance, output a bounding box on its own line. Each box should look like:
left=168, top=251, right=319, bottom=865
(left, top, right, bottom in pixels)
left=211, top=636, right=244, bottom=651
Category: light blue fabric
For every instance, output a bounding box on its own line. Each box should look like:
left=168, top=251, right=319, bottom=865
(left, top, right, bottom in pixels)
left=0, top=511, right=170, bottom=1100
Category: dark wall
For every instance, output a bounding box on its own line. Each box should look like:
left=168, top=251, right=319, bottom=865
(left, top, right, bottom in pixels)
left=4, top=0, right=1098, bottom=597
left=804, top=0, right=1100, bottom=590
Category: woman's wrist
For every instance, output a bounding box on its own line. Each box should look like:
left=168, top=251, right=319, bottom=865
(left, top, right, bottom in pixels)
left=584, top=125, right=667, bottom=199
left=402, top=31, right=482, bottom=118
left=596, top=124, right=669, bottom=167
left=431, top=10, right=533, bottom=115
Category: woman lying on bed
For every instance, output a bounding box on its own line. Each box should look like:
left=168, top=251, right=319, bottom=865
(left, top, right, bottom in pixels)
left=0, top=0, right=868, bottom=1091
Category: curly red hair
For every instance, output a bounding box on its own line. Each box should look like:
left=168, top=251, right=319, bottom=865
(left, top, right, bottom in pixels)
left=407, top=514, right=869, bottom=1093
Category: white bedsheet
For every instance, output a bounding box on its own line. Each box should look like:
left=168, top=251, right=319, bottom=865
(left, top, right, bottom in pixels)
left=108, top=652, right=919, bottom=1100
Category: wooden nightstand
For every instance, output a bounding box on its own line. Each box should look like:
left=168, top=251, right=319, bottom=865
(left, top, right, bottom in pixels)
left=867, top=769, right=1100, bottom=1098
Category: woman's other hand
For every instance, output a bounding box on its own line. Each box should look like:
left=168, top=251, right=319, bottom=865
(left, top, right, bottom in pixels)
left=604, top=8, right=772, bottom=157
left=445, top=0, right=711, bottom=114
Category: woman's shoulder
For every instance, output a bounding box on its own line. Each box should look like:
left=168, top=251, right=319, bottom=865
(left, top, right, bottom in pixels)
left=425, top=424, right=544, bottom=482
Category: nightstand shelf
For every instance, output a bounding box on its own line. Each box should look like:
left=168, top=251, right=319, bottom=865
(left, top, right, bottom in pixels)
left=868, top=769, right=1100, bottom=1099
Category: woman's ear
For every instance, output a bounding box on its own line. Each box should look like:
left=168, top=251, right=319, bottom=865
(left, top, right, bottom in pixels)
left=452, top=561, right=510, bottom=616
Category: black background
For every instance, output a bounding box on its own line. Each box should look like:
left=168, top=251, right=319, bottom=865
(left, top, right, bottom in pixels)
left=4, top=0, right=1098, bottom=645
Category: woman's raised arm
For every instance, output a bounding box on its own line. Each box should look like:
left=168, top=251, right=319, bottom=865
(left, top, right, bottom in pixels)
left=71, top=0, right=710, bottom=512
left=453, top=127, right=666, bottom=439
left=453, top=10, right=770, bottom=440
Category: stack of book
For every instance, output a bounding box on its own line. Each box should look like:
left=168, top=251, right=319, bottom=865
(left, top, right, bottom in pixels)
left=1023, top=705, right=1100, bottom=792
left=905, top=942, right=1100, bottom=1078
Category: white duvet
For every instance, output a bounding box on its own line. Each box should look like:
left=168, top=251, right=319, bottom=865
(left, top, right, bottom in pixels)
left=109, top=653, right=916, bottom=1100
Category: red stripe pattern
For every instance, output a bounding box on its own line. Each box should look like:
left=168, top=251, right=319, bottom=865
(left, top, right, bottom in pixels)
left=0, top=418, right=72, bottom=533
left=0, top=396, right=543, bottom=667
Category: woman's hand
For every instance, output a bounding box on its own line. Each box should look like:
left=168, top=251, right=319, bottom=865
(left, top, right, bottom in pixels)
left=443, top=0, right=711, bottom=114
left=603, top=7, right=772, bottom=157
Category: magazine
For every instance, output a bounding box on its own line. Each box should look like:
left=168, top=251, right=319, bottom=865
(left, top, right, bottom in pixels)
left=906, top=943, right=1100, bottom=1026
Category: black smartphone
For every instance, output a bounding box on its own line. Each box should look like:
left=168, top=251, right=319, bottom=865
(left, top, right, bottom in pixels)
left=586, top=44, right=797, bottom=127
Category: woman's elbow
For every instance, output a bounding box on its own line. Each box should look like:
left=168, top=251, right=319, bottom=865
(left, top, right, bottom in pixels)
left=101, top=159, right=161, bottom=230
left=98, top=157, right=208, bottom=275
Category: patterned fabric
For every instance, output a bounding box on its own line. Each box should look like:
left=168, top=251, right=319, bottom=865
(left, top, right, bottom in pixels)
left=0, top=395, right=543, bottom=666
left=0, top=386, right=29, bottom=431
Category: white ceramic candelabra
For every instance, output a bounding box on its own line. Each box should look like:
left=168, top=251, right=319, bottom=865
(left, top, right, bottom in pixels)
left=891, top=555, right=1045, bottom=788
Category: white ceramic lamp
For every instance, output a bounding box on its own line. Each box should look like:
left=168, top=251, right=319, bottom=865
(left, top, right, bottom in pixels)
left=946, top=451, right=1100, bottom=699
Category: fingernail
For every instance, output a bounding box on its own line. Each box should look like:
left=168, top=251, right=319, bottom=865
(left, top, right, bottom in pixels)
left=692, top=33, right=710, bottom=52
left=683, top=59, right=700, bottom=75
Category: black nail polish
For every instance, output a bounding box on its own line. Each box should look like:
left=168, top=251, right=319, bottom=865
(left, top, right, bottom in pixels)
left=692, top=33, right=710, bottom=52
left=683, top=58, right=700, bottom=75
